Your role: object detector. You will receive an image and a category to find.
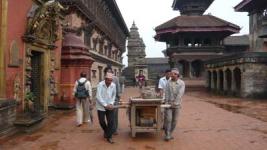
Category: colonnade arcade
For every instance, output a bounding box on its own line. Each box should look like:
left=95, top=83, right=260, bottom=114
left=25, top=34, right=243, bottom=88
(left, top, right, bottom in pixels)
left=207, top=67, right=242, bottom=96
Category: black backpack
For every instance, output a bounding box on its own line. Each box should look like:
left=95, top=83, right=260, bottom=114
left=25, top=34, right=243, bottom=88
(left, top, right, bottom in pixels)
left=75, top=79, right=89, bottom=99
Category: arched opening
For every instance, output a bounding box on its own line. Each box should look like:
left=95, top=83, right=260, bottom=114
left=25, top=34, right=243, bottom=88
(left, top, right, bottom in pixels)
left=191, top=60, right=204, bottom=78
left=219, top=70, right=224, bottom=91
left=184, top=38, right=192, bottom=47
left=225, top=69, right=232, bottom=92
left=203, top=38, right=211, bottom=46
left=234, top=68, right=241, bottom=94
left=178, top=60, right=190, bottom=78
left=207, top=71, right=211, bottom=90
left=212, top=71, right=217, bottom=90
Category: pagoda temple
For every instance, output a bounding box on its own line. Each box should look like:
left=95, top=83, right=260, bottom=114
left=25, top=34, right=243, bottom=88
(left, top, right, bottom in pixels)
left=123, top=22, right=148, bottom=85
left=154, top=0, right=240, bottom=78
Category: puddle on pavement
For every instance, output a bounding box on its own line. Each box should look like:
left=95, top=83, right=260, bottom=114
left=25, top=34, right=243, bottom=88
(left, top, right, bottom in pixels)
left=40, top=141, right=59, bottom=150
left=81, top=129, right=95, bottom=133
left=250, top=128, right=267, bottom=134
left=208, top=101, right=243, bottom=113
left=145, top=145, right=156, bottom=150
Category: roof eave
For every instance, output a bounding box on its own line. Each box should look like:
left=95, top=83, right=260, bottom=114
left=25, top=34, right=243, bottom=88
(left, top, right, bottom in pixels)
left=105, top=0, right=129, bottom=36
left=156, top=27, right=240, bottom=34
left=234, top=0, right=253, bottom=12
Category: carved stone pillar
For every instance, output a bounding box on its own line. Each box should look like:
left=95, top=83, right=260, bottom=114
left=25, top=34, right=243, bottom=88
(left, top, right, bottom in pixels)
left=216, top=70, right=220, bottom=91
left=223, top=70, right=228, bottom=92
left=189, top=61, right=193, bottom=78
left=211, top=71, right=214, bottom=89
left=231, top=69, right=237, bottom=94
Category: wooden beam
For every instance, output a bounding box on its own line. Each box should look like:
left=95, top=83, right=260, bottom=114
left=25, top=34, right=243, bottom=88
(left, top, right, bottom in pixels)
left=0, top=0, right=8, bottom=98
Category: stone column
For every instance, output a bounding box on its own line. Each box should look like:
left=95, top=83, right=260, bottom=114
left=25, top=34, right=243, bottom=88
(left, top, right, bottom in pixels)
left=189, top=61, right=192, bottom=78
left=223, top=70, right=228, bottom=92
left=216, top=70, right=220, bottom=91
left=231, top=69, right=236, bottom=94
left=0, top=0, right=8, bottom=98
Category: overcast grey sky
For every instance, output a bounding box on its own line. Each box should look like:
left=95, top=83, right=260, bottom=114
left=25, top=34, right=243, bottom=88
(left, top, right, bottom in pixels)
left=116, top=0, right=249, bottom=65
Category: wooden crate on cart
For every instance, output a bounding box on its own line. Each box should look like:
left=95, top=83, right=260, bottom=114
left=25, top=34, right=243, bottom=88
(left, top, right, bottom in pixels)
left=129, top=98, right=162, bottom=137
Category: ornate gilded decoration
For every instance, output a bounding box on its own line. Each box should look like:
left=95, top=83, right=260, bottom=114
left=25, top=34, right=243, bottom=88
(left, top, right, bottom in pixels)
left=13, top=74, right=21, bottom=102
left=23, top=0, right=65, bottom=49
left=22, top=1, right=64, bottom=113
left=49, top=52, right=57, bottom=96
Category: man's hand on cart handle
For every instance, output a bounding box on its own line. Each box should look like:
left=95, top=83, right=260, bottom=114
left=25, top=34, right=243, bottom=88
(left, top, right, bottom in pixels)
left=105, top=104, right=114, bottom=110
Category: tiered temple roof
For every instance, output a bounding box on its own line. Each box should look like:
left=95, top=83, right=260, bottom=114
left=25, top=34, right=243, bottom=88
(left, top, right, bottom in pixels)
left=155, top=15, right=240, bottom=41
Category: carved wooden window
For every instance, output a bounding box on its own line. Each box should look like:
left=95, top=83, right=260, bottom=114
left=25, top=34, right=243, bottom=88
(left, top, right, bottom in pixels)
left=93, top=38, right=97, bottom=51
left=84, top=31, right=91, bottom=48
left=184, top=38, right=191, bottom=47
left=204, top=38, right=211, bottom=46
left=92, top=70, right=97, bottom=78
left=114, top=69, right=117, bottom=76
left=99, top=39, right=104, bottom=54
left=98, top=66, right=103, bottom=82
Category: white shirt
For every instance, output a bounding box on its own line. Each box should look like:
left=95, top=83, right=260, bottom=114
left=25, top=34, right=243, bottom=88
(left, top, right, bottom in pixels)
left=158, top=76, right=169, bottom=98
left=158, top=76, right=169, bottom=89
left=73, top=77, right=92, bottom=99
left=96, top=80, right=116, bottom=111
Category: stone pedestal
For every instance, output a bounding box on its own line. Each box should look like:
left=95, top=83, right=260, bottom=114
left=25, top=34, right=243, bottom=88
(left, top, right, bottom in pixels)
left=0, top=99, right=16, bottom=137
left=54, top=32, right=94, bottom=109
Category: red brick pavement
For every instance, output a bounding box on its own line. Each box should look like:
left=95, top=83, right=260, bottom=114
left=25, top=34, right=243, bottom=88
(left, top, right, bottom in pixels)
left=1, top=87, right=267, bottom=150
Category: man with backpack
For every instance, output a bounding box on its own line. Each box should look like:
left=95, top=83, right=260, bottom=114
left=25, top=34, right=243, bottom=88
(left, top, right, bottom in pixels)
left=73, top=72, right=92, bottom=127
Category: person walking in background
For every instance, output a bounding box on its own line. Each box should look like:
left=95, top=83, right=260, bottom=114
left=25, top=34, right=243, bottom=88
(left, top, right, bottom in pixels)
left=96, top=72, right=116, bottom=144
left=136, top=70, right=146, bottom=89
left=73, top=72, right=92, bottom=127
left=164, top=68, right=185, bottom=141
left=104, top=66, right=121, bottom=135
left=158, top=69, right=171, bottom=98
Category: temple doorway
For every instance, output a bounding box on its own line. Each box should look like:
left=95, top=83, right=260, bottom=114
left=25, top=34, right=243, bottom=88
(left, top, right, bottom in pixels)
left=191, top=60, right=204, bottom=78
left=178, top=60, right=189, bottom=78
left=234, top=68, right=242, bottom=95
left=31, top=51, right=45, bottom=115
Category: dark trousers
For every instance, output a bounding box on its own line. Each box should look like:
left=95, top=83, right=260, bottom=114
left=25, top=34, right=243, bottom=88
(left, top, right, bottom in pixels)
left=113, top=100, right=119, bottom=133
left=97, top=110, right=115, bottom=139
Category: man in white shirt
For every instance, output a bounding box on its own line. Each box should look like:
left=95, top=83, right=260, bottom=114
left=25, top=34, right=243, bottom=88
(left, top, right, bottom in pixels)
left=73, top=72, right=92, bottom=127
left=104, top=66, right=121, bottom=135
left=164, top=68, right=185, bottom=141
left=96, top=72, right=116, bottom=144
left=158, top=69, right=171, bottom=98
left=158, top=69, right=171, bottom=130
